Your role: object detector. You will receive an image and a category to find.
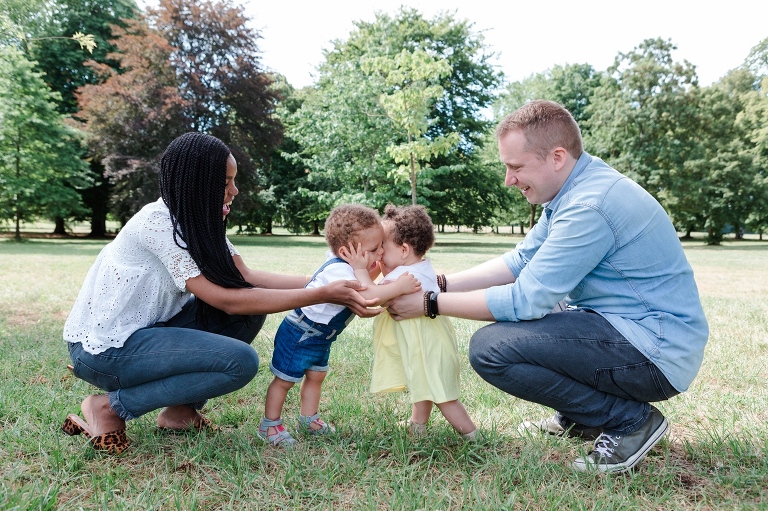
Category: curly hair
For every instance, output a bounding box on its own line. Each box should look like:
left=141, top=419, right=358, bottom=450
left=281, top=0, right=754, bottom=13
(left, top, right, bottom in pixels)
left=382, top=204, right=435, bottom=257
left=324, top=204, right=381, bottom=255
left=159, top=132, right=251, bottom=293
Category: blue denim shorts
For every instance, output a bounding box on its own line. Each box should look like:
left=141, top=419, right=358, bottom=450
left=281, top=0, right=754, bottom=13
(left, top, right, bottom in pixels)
left=270, top=311, right=338, bottom=382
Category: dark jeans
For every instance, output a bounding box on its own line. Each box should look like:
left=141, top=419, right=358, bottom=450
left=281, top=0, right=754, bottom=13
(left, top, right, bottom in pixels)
left=68, top=298, right=264, bottom=421
left=468, top=309, right=678, bottom=434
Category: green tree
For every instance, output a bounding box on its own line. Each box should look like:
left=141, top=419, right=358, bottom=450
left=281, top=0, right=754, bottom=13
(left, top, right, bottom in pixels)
left=236, top=78, right=320, bottom=234
left=586, top=38, right=705, bottom=237
left=745, top=36, right=768, bottom=81
left=31, top=0, right=137, bottom=236
left=363, top=48, right=459, bottom=205
left=0, top=46, right=90, bottom=240
left=285, top=7, right=502, bottom=229
left=2, top=0, right=117, bottom=235
left=495, top=63, right=601, bottom=127
left=28, top=0, right=137, bottom=115
left=741, top=38, right=768, bottom=239
left=683, top=69, right=761, bottom=244
left=738, top=77, right=768, bottom=239
left=283, top=63, right=395, bottom=231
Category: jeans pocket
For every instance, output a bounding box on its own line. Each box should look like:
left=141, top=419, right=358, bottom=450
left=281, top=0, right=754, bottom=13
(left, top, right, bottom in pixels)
left=72, top=359, right=121, bottom=391
left=594, top=361, right=677, bottom=402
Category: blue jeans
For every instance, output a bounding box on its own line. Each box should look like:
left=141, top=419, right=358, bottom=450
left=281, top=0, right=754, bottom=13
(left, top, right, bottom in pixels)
left=68, top=298, right=264, bottom=421
left=468, top=309, right=678, bottom=435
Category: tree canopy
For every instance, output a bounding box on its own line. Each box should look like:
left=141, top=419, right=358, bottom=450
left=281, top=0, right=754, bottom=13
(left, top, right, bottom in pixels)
left=1, top=2, right=766, bottom=243
left=0, top=46, right=90, bottom=240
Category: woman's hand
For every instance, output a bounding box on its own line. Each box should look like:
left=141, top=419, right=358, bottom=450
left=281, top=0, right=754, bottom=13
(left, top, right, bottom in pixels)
left=323, top=279, right=382, bottom=318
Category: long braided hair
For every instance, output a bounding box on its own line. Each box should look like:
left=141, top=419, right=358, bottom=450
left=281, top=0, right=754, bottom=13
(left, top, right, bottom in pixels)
left=160, top=133, right=252, bottom=319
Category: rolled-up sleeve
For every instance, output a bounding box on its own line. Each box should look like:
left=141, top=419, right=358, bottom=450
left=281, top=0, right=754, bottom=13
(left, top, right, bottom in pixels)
left=485, top=201, right=616, bottom=322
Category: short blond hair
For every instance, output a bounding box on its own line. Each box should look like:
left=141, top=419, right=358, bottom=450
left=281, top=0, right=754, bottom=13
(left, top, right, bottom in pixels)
left=495, top=100, right=582, bottom=160
left=324, top=204, right=381, bottom=255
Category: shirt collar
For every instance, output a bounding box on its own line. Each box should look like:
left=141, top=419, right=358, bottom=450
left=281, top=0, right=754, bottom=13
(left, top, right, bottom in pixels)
left=543, top=151, right=593, bottom=215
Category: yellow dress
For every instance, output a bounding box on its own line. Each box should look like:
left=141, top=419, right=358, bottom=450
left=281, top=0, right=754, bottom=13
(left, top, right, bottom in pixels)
left=369, top=260, right=461, bottom=404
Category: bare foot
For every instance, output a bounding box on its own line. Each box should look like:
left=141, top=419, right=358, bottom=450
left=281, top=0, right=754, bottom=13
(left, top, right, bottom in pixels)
left=157, top=405, right=203, bottom=430
left=81, top=394, right=125, bottom=437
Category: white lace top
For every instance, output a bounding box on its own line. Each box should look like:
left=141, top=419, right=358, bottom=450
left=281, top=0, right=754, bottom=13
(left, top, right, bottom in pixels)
left=63, top=198, right=239, bottom=354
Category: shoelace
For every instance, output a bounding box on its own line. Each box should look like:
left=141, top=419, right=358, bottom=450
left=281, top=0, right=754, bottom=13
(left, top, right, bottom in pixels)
left=592, top=433, right=621, bottom=458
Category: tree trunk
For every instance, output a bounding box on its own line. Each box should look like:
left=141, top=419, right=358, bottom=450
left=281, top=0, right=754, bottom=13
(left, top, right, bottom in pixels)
left=85, top=161, right=111, bottom=238
left=14, top=209, right=21, bottom=242
left=89, top=209, right=108, bottom=238
left=528, top=204, right=538, bottom=229
left=410, top=150, right=417, bottom=205
left=52, top=217, right=67, bottom=235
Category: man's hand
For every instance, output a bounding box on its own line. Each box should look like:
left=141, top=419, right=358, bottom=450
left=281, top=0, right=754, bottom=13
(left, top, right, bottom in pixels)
left=386, top=290, right=425, bottom=320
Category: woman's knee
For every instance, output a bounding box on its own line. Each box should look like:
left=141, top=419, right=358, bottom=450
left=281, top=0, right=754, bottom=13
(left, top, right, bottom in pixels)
left=233, top=344, right=260, bottom=382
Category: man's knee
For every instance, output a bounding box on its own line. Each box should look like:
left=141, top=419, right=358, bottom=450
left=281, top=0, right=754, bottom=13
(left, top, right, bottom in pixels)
left=468, top=326, right=498, bottom=375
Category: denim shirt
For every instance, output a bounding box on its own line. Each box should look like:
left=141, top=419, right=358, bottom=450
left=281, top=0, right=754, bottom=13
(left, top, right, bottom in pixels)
left=485, top=152, right=709, bottom=392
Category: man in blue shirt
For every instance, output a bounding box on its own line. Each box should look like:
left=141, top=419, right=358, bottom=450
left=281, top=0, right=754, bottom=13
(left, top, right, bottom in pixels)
left=387, top=100, right=708, bottom=473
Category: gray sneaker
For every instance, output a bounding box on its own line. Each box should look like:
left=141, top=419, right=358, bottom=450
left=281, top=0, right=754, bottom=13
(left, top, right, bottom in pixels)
left=572, top=406, right=668, bottom=473
left=518, top=412, right=603, bottom=441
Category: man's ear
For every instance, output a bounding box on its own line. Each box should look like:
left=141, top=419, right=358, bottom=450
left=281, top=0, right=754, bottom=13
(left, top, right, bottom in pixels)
left=552, top=147, right=568, bottom=171
left=338, top=246, right=349, bottom=259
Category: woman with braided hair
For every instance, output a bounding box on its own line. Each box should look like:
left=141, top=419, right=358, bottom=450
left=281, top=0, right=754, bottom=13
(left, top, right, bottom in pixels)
left=61, top=132, right=378, bottom=454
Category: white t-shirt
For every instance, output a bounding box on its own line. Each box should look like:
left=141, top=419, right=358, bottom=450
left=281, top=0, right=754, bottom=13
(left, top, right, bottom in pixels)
left=380, top=259, right=438, bottom=294
left=63, top=198, right=239, bottom=354
left=300, top=251, right=356, bottom=324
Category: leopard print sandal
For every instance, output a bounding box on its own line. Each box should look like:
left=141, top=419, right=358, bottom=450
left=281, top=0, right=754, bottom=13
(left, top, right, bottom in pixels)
left=61, top=414, right=130, bottom=455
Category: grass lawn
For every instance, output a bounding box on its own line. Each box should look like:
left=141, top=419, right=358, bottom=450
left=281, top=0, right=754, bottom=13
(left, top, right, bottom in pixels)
left=0, top=230, right=766, bottom=510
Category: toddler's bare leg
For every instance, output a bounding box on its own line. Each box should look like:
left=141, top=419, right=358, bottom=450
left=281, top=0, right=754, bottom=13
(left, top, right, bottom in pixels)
left=435, top=399, right=476, bottom=435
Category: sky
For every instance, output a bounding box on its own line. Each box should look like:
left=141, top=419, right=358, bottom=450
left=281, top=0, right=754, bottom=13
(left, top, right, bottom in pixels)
left=244, top=0, right=767, bottom=89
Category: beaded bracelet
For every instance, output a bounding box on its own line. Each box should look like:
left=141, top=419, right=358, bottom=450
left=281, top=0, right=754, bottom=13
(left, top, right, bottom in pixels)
left=436, top=274, right=447, bottom=293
